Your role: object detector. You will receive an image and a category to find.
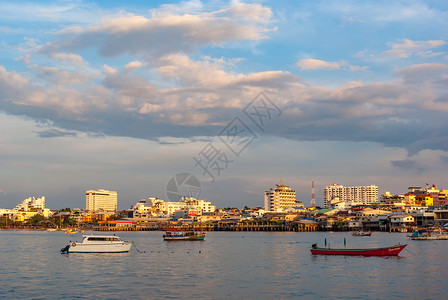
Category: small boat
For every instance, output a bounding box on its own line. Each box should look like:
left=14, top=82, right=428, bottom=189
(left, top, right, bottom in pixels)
left=47, top=228, right=57, bottom=232
left=60, top=235, right=133, bottom=253
left=163, top=228, right=206, bottom=241
left=65, top=229, right=78, bottom=234
left=310, top=243, right=407, bottom=256
left=410, top=229, right=448, bottom=240
left=352, top=230, right=372, bottom=236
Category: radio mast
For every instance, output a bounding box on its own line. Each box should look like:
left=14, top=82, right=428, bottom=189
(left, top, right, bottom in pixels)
left=311, top=180, right=316, bottom=207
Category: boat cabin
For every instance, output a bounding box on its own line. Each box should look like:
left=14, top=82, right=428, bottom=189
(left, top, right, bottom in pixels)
left=82, top=236, right=122, bottom=243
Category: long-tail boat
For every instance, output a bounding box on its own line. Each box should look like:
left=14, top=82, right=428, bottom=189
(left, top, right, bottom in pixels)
left=163, top=228, right=206, bottom=241
left=310, top=243, right=406, bottom=256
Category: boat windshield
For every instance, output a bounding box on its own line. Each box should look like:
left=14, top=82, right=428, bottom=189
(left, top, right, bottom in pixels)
left=85, top=236, right=121, bottom=242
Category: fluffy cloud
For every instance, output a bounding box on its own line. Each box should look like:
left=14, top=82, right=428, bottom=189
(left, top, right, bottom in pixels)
left=39, top=2, right=275, bottom=59
left=1, top=1, right=448, bottom=158
left=297, top=59, right=342, bottom=70
left=383, top=39, right=446, bottom=58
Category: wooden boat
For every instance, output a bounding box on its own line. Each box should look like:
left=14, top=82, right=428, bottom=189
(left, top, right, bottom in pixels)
left=61, top=235, right=133, bottom=253
left=410, top=229, right=448, bottom=240
left=352, top=230, right=372, bottom=236
left=163, top=228, right=206, bottom=241
left=310, top=243, right=407, bottom=256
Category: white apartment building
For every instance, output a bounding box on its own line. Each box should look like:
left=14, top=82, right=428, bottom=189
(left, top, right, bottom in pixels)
left=182, top=197, right=216, bottom=213
left=14, top=196, right=46, bottom=211
left=12, top=196, right=52, bottom=221
left=86, top=189, right=117, bottom=212
left=131, top=197, right=216, bottom=217
left=324, top=184, right=378, bottom=207
left=264, top=183, right=297, bottom=212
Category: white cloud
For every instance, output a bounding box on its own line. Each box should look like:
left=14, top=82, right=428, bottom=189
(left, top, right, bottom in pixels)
left=297, top=59, right=342, bottom=70
left=383, top=39, right=446, bottom=58
left=103, top=64, right=117, bottom=75
left=51, top=53, right=86, bottom=65
left=40, top=2, right=275, bottom=59
left=124, top=61, right=143, bottom=72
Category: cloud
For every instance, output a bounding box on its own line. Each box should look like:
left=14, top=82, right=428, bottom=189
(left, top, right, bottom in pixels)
left=395, top=63, right=448, bottom=85
left=297, top=59, right=341, bottom=70
left=1, top=2, right=448, bottom=159
left=296, top=59, right=367, bottom=72
left=2, top=56, right=448, bottom=155
left=390, top=159, right=424, bottom=173
left=383, top=39, right=446, bottom=58
left=36, top=129, right=78, bottom=138
left=38, top=2, right=275, bottom=59
left=124, top=61, right=143, bottom=72
left=51, top=53, right=86, bottom=65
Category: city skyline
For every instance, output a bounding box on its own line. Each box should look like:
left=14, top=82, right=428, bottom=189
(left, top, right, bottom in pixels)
left=1, top=0, right=447, bottom=210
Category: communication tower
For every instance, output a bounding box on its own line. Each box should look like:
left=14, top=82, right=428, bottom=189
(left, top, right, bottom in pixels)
left=311, top=180, right=316, bottom=207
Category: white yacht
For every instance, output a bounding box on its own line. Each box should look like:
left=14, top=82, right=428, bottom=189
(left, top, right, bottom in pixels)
left=61, top=235, right=133, bottom=253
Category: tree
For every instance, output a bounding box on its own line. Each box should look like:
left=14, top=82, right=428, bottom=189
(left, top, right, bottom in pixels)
left=28, top=214, right=45, bottom=226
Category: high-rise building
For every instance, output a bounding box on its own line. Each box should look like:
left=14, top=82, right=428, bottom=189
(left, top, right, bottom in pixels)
left=86, top=189, right=117, bottom=212
left=14, top=196, right=46, bottom=212
left=264, top=183, right=297, bottom=211
left=324, top=184, right=378, bottom=207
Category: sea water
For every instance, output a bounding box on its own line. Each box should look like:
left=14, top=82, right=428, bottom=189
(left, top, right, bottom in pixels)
left=0, top=230, right=446, bottom=299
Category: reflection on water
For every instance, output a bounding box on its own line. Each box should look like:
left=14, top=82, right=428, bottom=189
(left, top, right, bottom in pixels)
left=0, top=230, right=447, bottom=299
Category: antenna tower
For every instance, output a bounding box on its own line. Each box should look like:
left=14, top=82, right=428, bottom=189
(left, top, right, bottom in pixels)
left=311, top=180, right=316, bottom=207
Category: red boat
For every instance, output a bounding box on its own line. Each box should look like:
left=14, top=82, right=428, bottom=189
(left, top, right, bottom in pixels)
left=310, top=244, right=407, bottom=256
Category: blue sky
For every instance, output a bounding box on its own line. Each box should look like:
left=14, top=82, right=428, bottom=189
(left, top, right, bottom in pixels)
left=0, top=0, right=448, bottom=210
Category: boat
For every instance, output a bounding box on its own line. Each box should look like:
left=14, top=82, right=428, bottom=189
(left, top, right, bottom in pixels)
left=65, top=229, right=78, bottom=234
left=60, top=234, right=133, bottom=253
left=47, top=228, right=57, bottom=232
left=352, top=230, right=372, bottom=236
left=163, top=228, right=206, bottom=241
left=410, top=229, right=448, bottom=240
left=310, top=243, right=407, bottom=256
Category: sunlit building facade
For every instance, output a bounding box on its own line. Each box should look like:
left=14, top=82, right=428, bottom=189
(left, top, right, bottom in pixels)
left=264, top=183, right=297, bottom=212
left=86, top=189, right=117, bottom=212
left=324, top=184, right=378, bottom=207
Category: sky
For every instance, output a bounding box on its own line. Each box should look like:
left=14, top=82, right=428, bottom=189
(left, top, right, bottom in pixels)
left=1, top=0, right=448, bottom=210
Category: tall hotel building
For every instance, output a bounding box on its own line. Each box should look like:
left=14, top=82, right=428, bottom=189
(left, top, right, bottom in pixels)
left=324, top=184, right=378, bottom=207
left=264, top=183, right=297, bottom=211
left=86, top=189, right=118, bottom=212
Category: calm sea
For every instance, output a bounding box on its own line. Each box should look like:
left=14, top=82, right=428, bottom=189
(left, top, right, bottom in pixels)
left=0, top=230, right=446, bottom=299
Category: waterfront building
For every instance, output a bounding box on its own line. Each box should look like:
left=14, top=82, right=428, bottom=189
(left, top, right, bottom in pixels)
left=324, top=184, right=378, bottom=207
left=12, top=196, right=52, bottom=222
left=86, top=189, right=117, bottom=212
left=182, top=197, right=216, bottom=213
left=264, top=183, right=298, bottom=212
left=388, top=214, right=415, bottom=229
left=433, top=190, right=448, bottom=206
left=14, top=196, right=46, bottom=212
left=404, top=193, right=416, bottom=205
left=408, top=184, right=439, bottom=195
left=415, top=194, right=433, bottom=206
left=132, top=198, right=164, bottom=218
left=381, top=192, right=405, bottom=205
left=131, top=196, right=216, bottom=218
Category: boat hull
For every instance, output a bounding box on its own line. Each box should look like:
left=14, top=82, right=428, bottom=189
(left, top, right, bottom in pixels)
left=310, top=244, right=406, bottom=256
left=411, top=236, right=448, bottom=240
left=352, top=232, right=372, bottom=236
left=164, top=234, right=206, bottom=241
left=68, top=242, right=133, bottom=253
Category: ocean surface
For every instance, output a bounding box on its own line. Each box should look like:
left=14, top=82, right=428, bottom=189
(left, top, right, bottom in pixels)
left=0, top=230, right=446, bottom=299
